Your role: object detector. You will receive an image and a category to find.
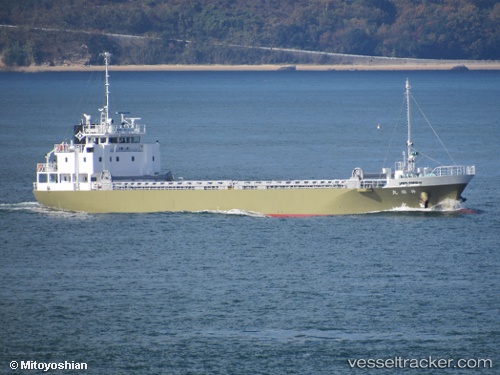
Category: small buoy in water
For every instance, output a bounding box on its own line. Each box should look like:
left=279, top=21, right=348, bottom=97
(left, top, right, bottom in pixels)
left=376, top=123, right=381, bottom=129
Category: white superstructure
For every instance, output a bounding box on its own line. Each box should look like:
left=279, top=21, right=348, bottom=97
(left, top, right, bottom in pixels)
left=35, top=52, right=164, bottom=192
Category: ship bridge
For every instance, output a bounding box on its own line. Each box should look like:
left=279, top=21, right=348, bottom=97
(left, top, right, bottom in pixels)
left=74, top=112, right=146, bottom=145
left=34, top=53, right=163, bottom=193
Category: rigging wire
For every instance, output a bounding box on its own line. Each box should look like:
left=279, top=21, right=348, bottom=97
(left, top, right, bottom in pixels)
left=381, top=96, right=405, bottom=170
left=411, top=149, right=444, bottom=166
left=381, top=89, right=459, bottom=172
left=410, top=92, right=457, bottom=165
left=62, top=68, right=102, bottom=143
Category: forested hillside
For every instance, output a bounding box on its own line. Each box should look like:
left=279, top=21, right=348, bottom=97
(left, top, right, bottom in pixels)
left=1, top=0, right=499, bottom=66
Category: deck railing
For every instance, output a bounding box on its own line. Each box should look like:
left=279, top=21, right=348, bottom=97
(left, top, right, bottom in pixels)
left=431, top=165, right=476, bottom=176
left=110, top=178, right=388, bottom=191
left=83, top=123, right=146, bottom=135
left=36, top=162, right=57, bottom=173
left=53, top=143, right=85, bottom=153
left=360, top=179, right=387, bottom=189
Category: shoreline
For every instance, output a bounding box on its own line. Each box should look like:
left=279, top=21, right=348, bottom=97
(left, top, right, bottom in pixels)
left=3, top=61, right=500, bottom=72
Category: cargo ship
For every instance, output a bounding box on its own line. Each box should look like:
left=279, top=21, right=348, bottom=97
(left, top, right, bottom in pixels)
left=33, top=53, right=475, bottom=216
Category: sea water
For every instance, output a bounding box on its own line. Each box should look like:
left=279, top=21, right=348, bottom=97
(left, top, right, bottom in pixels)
left=0, top=71, right=499, bottom=374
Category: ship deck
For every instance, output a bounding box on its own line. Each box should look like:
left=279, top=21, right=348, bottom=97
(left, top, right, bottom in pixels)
left=110, top=178, right=388, bottom=191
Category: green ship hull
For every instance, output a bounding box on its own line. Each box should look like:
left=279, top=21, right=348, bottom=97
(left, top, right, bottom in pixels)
left=34, top=182, right=468, bottom=216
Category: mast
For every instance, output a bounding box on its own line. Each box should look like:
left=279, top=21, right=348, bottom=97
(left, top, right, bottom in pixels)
left=405, top=78, right=414, bottom=173
left=102, top=52, right=111, bottom=125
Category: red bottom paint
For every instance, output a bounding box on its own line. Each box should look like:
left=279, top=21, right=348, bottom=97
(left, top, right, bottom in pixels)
left=266, top=214, right=329, bottom=218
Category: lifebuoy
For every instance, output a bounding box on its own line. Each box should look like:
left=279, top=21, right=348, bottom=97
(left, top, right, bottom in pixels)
left=37, top=163, right=43, bottom=172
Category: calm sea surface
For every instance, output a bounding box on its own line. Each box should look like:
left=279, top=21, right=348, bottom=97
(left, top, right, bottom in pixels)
left=0, top=71, right=499, bottom=374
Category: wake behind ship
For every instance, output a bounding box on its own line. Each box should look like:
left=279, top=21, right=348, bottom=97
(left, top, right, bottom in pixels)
left=33, top=53, right=475, bottom=216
